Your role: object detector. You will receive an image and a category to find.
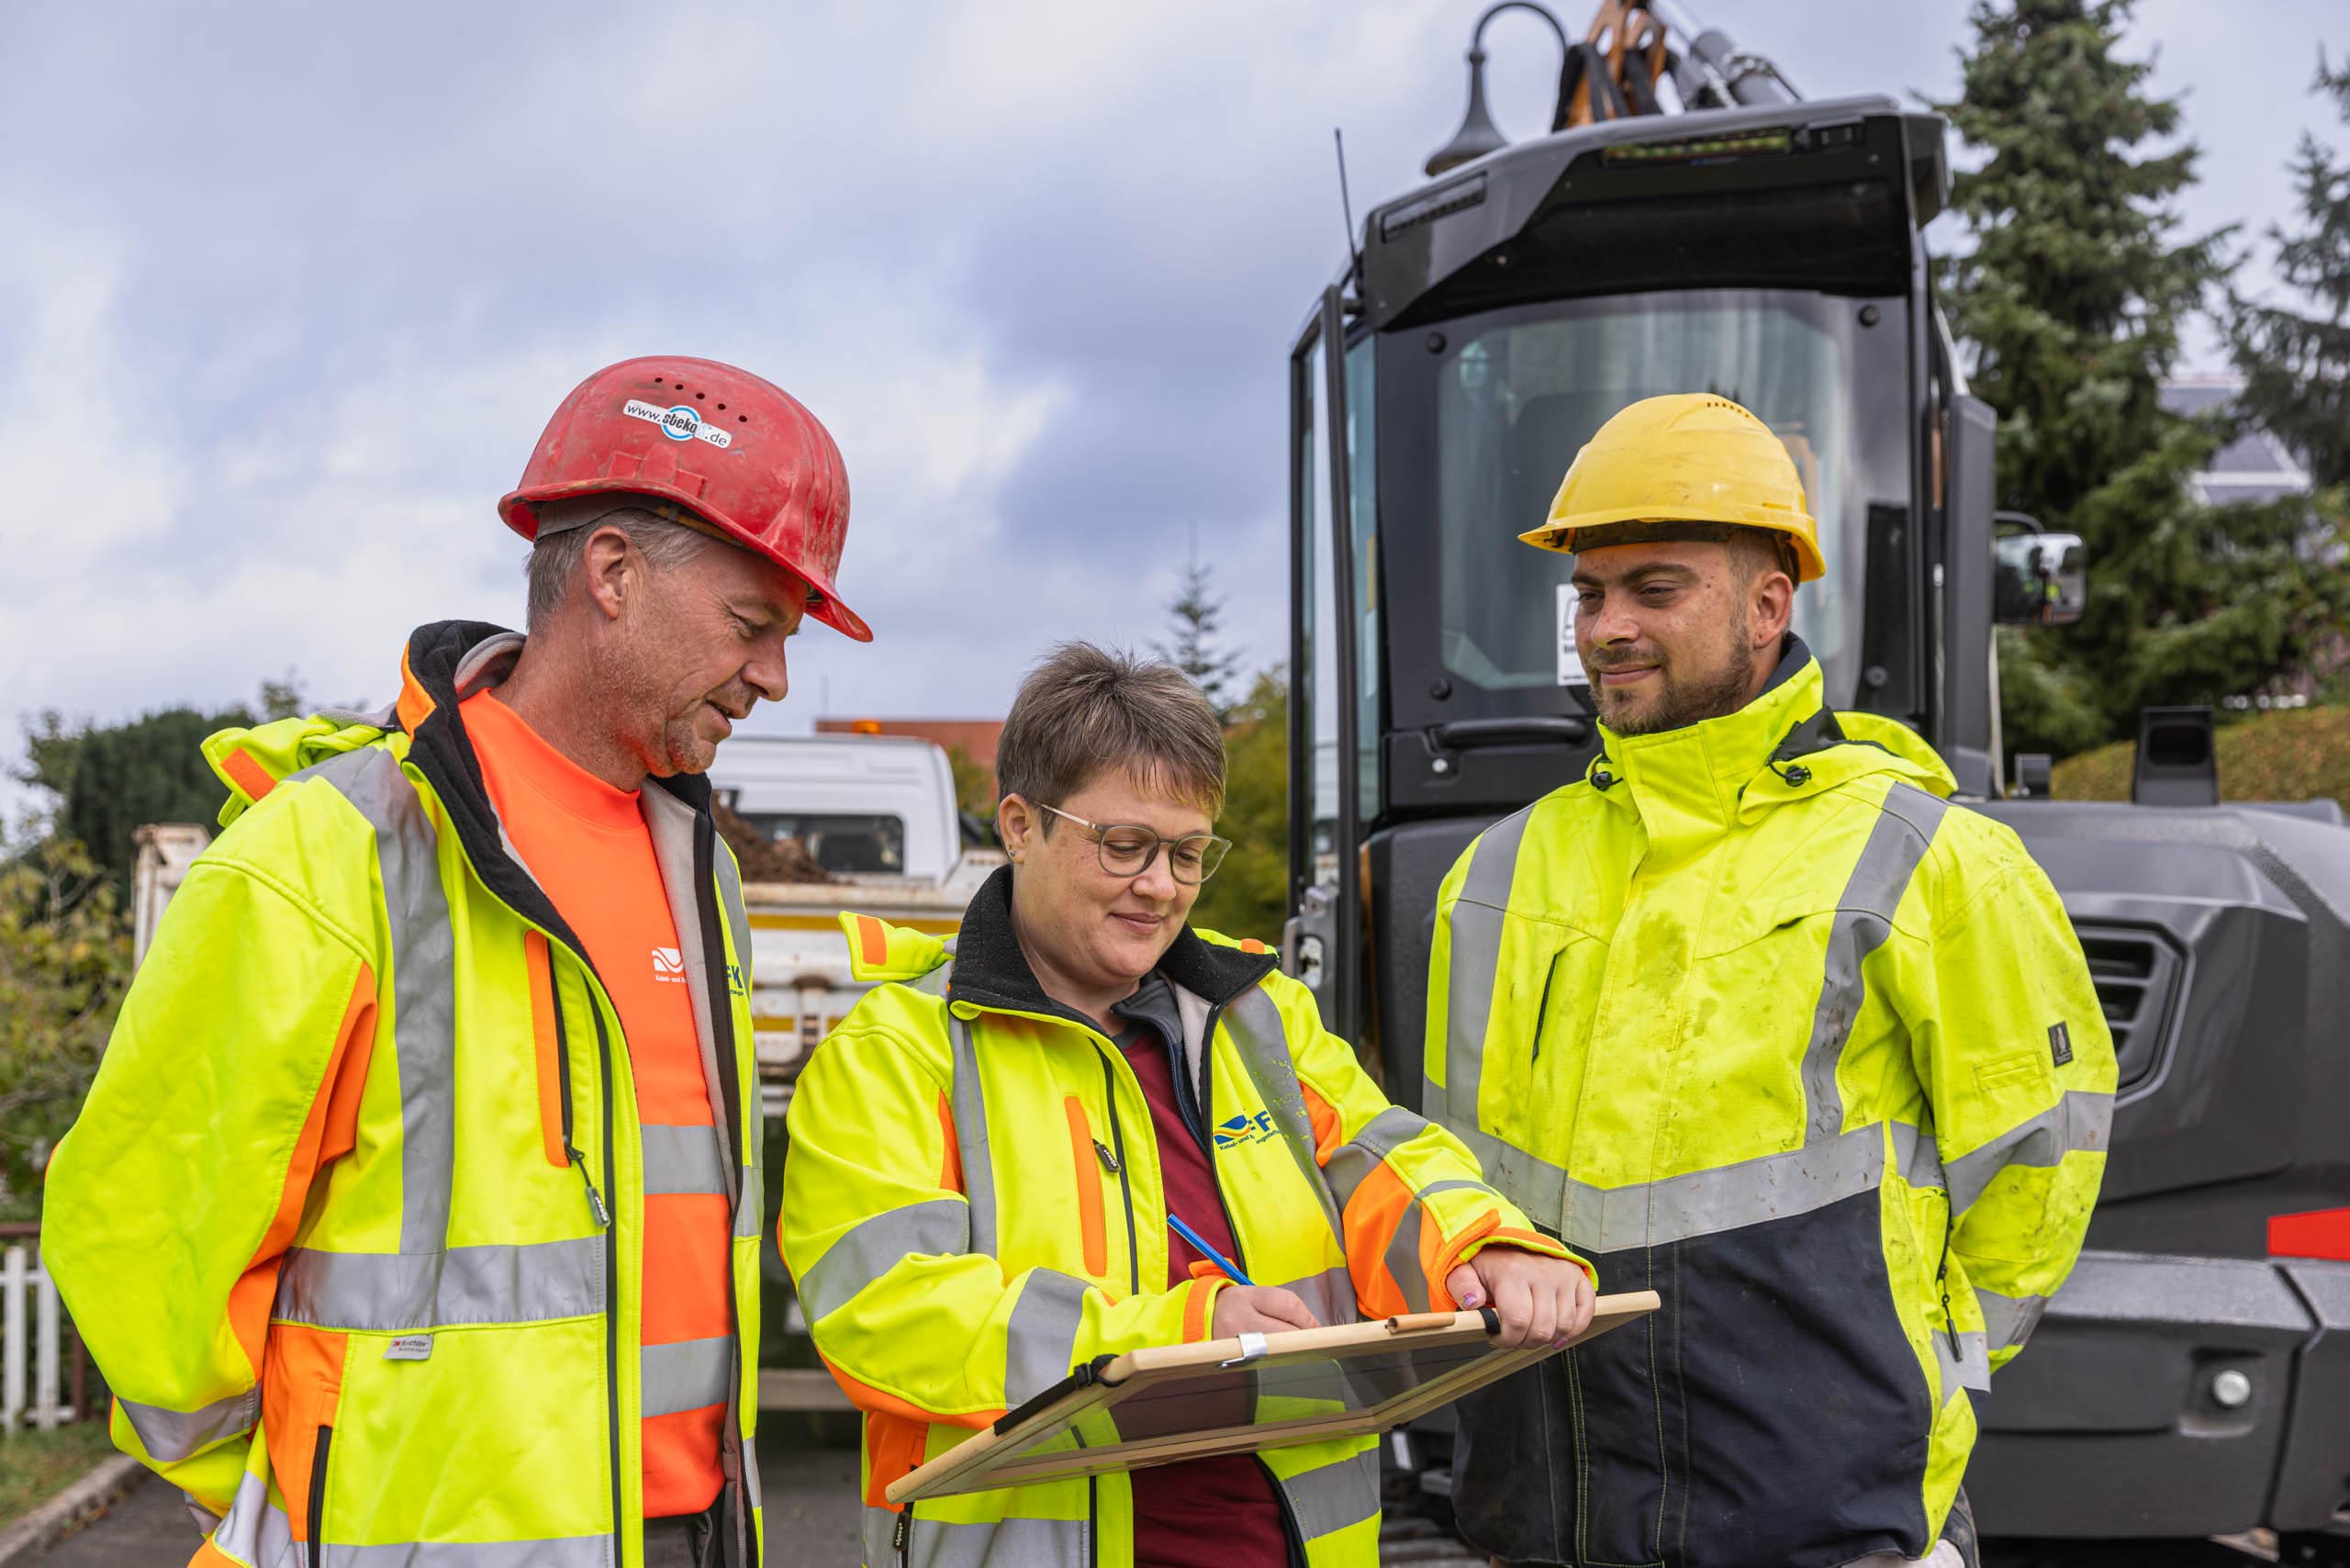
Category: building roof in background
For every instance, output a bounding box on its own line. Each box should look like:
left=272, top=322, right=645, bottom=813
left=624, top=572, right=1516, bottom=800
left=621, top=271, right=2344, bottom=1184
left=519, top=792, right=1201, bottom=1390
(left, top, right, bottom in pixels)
left=816, top=717, right=1005, bottom=767
left=2162, top=375, right=2313, bottom=506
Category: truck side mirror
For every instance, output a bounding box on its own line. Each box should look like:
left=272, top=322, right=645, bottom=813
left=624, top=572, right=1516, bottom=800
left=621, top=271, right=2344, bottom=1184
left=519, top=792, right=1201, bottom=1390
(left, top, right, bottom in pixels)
left=1993, top=516, right=2087, bottom=626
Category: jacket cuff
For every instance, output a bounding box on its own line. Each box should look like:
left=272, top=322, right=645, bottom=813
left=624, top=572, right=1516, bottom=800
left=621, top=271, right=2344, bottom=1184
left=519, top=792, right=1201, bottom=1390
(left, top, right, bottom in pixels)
left=1181, top=1273, right=1229, bottom=1342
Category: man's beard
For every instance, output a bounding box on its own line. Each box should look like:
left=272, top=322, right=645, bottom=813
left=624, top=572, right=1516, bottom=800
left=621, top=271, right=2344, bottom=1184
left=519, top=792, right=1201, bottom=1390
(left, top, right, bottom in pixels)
left=1593, top=615, right=1759, bottom=736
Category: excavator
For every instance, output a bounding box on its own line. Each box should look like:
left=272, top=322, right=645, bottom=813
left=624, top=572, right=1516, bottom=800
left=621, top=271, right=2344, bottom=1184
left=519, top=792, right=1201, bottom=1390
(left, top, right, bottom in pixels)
left=1282, top=3, right=2350, bottom=1561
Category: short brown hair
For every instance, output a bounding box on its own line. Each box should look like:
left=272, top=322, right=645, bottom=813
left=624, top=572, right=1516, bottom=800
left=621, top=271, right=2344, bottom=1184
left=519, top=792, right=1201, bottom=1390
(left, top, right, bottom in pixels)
left=996, top=643, right=1225, bottom=818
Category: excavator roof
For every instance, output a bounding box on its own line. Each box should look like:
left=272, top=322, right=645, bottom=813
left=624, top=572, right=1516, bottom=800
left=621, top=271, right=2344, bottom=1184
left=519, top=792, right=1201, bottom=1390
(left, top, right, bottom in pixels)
left=1351, top=94, right=1948, bottom=332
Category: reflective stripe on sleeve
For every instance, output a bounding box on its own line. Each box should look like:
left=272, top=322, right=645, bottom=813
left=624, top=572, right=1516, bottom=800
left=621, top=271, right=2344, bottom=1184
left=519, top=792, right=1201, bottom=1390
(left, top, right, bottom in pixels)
left=1974, top=1286, right=2050, bottom=1354
left=1003, top=1270, right=1090, bottom=1406
left=1943, top=1092, right=2116, bottom=1216
left=116, top=1388, right=259, bottom=1464
left=795, top=1198, right=970, bottom=1324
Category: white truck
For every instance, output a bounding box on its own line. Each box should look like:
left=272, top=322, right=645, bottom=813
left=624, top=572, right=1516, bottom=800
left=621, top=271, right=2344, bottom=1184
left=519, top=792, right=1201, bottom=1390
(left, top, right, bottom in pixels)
left=707, top=734, right=1001, bottom=1120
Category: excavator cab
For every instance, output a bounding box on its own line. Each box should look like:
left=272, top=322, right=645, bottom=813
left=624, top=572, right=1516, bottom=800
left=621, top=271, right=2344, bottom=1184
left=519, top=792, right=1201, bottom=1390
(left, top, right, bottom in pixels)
left=1287, top=5, right=2350, bottom=1557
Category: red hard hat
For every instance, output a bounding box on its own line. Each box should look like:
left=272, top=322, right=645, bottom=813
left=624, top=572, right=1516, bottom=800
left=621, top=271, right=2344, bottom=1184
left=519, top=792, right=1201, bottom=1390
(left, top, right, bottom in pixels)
left=499, top=355, right=871, bottom=642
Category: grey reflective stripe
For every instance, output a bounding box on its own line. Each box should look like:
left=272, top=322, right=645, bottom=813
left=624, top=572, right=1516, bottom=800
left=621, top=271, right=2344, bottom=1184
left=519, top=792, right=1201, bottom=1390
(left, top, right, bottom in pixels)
left=1801, top=787, right=1945, bottom=1146
left=1275, top=1445, right=1382, bottom=1540
left=1934, top=1328, right=1991, bottom=1403
left=1975, top=1286, right=2049, bottom=1353
left=1434, top=805, right=1535, bottom=1172
left=1899, top=1122, right=1947, bottom=1193
left=292, top=747, right=456, bottom=1256
left=643, top=1334, right=734, bottom=1417
left=1944, top=1091, right=2115, bottom=1215
left=735, top=1159, right=765, bottom=1238
left=642, top=789, right=735, bottom=1170
left=642, top=1123, right=730, bottom=1196
left=711, top=836, right=753, bottom=989
left=323, top=1540, right=609, bottom=1566
left=1383, top=1203, right=1429, bottom=1313
left=275, top=1238, right=605, bottom=1331
left=911, top=957, right=957, bottom=998
left=1004, top=1270, right=1090, bottom=1405
left=1549, top=1120, right=1928, bottom=1254
left=1323, top=1105, right=1430, bottom=1213
left=208, top=1468, right=290, bottom=1568
left=118, top=1387, right=258, bottom=1463
left=796, top=1198, right=970, bottom=1323
left=1414, top=1178, right=1493, bottom=1203
left=1220, top=989, right=1344, bottom=1246
left=867, top=1511, right=1090, bottom=1568
left=948, top=1014, right=998, bottom=1256
left=1273, top=1265, right=1356, bottom=1328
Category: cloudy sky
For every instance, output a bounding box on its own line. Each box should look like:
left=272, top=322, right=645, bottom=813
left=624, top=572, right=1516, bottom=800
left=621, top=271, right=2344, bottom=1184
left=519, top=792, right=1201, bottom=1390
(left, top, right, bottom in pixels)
left=3, top=0, right=2342, bottom=822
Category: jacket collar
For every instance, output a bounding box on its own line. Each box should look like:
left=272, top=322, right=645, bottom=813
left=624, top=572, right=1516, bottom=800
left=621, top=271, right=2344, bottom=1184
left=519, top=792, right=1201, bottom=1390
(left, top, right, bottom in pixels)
left=1585, top=635, right=1955, bottom=857
left=394, top=620, right=715, bottom=964
left=945, top=864, right=1277, bottom=1030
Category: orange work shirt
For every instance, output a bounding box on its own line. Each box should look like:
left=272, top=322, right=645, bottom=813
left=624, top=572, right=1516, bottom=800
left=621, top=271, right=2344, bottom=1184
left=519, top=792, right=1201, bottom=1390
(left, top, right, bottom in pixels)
left=464, top=691, right=732, bottom=1518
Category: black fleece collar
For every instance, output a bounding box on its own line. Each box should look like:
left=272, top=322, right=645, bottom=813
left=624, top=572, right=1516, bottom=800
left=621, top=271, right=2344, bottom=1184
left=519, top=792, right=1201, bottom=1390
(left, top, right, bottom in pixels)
left=946, top=865, right=1278, bottom=1025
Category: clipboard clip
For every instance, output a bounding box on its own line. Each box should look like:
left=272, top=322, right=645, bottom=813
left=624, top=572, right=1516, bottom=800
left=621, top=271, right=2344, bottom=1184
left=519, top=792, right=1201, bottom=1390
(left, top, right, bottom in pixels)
left=1218, top=1331, right=1270, bottom=1369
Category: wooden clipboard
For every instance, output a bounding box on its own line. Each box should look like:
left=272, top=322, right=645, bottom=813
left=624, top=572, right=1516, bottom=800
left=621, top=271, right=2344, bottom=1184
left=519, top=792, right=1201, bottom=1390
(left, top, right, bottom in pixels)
left=887, top=1290, right=1659, bottom=1503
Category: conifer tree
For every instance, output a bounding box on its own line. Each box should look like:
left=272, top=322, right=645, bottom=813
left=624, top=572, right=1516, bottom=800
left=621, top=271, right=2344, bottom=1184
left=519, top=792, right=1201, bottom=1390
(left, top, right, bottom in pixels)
left=2229, top=54, right=2350, bottom=489
left=1936, top=0, right=2343, bottom=753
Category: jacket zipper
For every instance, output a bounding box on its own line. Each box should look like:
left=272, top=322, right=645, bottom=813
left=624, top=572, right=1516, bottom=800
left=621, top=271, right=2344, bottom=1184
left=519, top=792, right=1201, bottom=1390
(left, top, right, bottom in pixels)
left=550, top=995, right=611, bottom=1226
left=590, top=1004, right=622, bottom=1561
left=307, top=1426, right=332, bottom=1568
left=1934, top=1220, right=1963, bottom=1360
left=1096, top=1053, right=1142, bottom=1297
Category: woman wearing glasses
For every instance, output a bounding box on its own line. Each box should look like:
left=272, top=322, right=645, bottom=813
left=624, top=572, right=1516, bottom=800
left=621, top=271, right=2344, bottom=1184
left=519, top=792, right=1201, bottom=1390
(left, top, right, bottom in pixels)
left=780, top=642, right=1594, bottom=1568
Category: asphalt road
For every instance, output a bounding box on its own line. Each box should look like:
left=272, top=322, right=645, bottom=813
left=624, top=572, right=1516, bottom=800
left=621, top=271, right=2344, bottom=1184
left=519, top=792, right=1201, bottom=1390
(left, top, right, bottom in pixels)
left=28, top=1449, right=2282, bottom=1568
left=33, top=1436, right=864, bottom=1567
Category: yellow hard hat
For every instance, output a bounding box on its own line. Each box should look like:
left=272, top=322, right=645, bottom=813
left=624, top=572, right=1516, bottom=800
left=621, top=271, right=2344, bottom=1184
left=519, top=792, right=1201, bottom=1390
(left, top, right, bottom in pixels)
left=1517, top=393, right=1825, bottom=582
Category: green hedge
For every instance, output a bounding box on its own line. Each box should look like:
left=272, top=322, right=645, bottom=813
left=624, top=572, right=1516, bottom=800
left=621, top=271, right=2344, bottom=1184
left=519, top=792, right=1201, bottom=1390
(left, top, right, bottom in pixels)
left=2050, top=706, right=2350, bottom=812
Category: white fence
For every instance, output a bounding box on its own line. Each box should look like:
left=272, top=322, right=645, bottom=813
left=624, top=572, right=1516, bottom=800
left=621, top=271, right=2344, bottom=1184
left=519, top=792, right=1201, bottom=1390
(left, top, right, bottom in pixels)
left=2, top=1245, right=78, bottom=1431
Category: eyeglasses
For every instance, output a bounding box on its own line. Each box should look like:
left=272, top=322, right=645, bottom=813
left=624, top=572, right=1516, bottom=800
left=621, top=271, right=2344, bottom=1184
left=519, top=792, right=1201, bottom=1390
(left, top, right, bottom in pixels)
left=1035, top=802, right=1232, bottom=885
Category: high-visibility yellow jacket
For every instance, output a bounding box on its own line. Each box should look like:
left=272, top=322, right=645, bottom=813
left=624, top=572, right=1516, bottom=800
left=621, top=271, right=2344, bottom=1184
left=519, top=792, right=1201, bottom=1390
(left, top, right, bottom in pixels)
left=780, top=871, right=1582, bottom=1568
left=42, top=622, right=767, bottom=1568
left=1426, top=642, right=2114, bottom=1568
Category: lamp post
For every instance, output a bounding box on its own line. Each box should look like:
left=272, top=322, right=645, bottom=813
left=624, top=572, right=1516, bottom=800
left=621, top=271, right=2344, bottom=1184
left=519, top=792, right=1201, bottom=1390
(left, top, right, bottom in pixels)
left=1424, top=2, right=1570, bottom=177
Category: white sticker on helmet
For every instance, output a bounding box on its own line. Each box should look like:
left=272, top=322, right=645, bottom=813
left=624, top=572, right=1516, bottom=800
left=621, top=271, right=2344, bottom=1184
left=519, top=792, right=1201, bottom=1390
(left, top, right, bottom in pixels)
left=621, top=398, right=733, bottom=450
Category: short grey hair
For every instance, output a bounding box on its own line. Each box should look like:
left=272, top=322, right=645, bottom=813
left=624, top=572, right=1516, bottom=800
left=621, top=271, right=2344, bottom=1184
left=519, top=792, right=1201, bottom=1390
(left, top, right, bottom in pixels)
left=997, top=643, right=1225, bottom=819
left=523, top=505, right=718, bottom=630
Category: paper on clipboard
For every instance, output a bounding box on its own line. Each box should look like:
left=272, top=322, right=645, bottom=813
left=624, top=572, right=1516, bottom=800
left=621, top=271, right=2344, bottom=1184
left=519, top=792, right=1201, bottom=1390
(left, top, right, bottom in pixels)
left=887, top=1291, right=1659, bottom=1504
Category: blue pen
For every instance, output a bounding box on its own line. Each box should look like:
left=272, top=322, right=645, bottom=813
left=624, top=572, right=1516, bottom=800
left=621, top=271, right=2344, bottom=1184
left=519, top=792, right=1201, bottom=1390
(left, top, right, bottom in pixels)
left=1167, top=1212, right=1254, bottom=1286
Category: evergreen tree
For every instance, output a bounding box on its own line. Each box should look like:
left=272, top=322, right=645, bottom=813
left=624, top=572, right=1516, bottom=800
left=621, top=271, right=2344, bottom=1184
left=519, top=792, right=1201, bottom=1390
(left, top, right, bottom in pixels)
left=1154, top=546, right=1245, bottom=721
left=1936, top=0, right=2344, bottom=755
left=1188, top=668, right=1288, bottom=943
left=14, top=676, right=305, bottom=897
left=2229, top=53, right=2350, bottom=489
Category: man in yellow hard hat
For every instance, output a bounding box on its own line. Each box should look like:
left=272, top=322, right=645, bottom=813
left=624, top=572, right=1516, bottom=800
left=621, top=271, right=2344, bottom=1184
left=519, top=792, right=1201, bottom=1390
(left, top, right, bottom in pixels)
left=1422, top=394, right=2115, bottom=1568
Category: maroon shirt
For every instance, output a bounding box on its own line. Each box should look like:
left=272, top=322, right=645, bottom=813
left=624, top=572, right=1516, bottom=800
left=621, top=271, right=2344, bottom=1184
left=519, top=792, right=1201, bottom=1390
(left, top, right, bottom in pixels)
left=1112, top=1013, right=1292, bottom=1568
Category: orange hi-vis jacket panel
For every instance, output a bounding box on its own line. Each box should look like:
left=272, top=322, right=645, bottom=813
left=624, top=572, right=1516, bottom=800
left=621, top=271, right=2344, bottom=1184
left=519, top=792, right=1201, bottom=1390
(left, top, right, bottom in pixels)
left=464, top=691, right=732, bottom=1518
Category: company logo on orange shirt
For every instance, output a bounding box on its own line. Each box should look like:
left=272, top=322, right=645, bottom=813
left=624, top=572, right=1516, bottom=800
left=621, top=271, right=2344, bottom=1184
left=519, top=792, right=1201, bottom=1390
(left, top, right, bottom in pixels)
left=651, top=947, right=687, bottom=984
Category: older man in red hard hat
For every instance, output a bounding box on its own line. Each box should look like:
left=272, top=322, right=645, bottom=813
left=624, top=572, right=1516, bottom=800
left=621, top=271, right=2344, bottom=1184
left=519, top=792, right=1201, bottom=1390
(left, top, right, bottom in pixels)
left=44, top=357, right=867, bottom=1568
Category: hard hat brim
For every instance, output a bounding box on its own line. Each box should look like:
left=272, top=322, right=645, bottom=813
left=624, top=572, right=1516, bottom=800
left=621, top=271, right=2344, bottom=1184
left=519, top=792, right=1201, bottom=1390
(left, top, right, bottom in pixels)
left=1518, top=510, right=1826, bottom=583
left=500, top=479, right=874, bottom=643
